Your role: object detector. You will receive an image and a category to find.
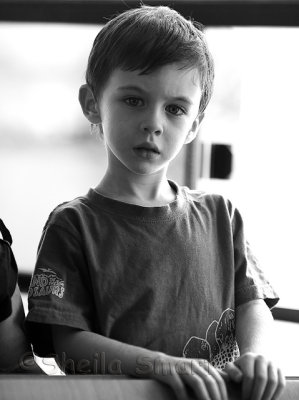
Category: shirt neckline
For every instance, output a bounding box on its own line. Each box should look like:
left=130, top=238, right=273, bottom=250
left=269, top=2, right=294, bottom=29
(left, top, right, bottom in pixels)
left=86, top=180, right=187, bottom=221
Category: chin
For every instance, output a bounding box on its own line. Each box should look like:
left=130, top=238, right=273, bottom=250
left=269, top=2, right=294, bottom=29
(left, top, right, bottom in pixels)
left=128, top=164, right=165, bottom=176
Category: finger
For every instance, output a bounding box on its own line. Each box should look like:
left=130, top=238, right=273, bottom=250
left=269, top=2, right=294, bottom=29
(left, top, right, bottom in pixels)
left=160, top=370, right=190, bottom=400
left=250, top=356, right=267, bottom=400
left=219, top=369, right=230, bottom=383
left=206, top=364, right=229, bottom=400
left=224, top=362, right=243, bottom=383
left=185, top=374, right=213, bottom=400
left=260, top=363, right=278, bottom=400
left=199, top=371, right=222, bottom=400
left=272, top=368, right=286, bottom=400
left=193, top=361, right=229, bottom=400
left=180, top=364, right=212, bottom=400
left=154, top=362, right=190, bottom=400
left=184, top=360, right=228, bottom=400
left=238, top=357, right=255, bottom=400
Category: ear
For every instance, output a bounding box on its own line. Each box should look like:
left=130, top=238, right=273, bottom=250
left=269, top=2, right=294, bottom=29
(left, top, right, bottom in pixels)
left=184, top=113, right=205, bottom=144
left=78, top=84, right=101, bottom=124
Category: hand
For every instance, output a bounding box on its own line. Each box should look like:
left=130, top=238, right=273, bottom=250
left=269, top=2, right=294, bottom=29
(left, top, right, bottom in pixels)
left=136, top=354, right=228, bottom=400
left=224, top=352, right=285, bottom=400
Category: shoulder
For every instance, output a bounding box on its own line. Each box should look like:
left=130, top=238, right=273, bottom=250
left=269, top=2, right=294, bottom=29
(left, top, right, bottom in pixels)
left=42, top=192, right=95, bottom=238
left=47, top=196, right=86, bottom=222
left=179, top=184, right=236, bottom=219
left=178, top=184, right=248, bottom=241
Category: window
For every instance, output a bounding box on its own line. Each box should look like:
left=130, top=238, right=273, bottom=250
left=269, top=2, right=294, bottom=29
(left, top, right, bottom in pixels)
left=199, top=27, right=299, bottom=311
left=0, top=22, right=186, bottom=282
left=0, top=23, right=103, bottom=274
left=1, top=23, right=299, bottom=313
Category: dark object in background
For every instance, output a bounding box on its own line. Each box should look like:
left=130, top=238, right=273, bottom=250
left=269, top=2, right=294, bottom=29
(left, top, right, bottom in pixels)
left=0, top=219, right=45, bottom=373
left=210, top=144, right=233, bottom=179
left=0, top=219, right=18, bottom=322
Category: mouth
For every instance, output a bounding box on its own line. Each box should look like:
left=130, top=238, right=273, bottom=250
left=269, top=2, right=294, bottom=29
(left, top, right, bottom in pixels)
left=133, top=142, right=160, bottom=154
left=133, top=142, right=161, bottom=160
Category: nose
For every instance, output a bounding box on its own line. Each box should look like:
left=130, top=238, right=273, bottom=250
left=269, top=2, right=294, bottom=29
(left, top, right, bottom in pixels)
left=140, top=109, right=163, bottom=136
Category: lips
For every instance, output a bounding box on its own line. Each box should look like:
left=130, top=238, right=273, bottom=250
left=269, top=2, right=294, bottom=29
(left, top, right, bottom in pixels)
left=134, top=142, right=160, bottom=154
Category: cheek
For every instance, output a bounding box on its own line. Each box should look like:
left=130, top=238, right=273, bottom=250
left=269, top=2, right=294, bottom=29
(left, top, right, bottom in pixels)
left=167, top=121, right=192, bottom=144
left=164, top=132, right=187, bottom=157
left=103, top=118, right=130, bottom=151
left=104, top=108, right=134, bottom=132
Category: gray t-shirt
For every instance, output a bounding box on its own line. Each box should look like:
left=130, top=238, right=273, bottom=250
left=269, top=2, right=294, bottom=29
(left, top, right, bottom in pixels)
left=26, top=181, right=278, bottom=369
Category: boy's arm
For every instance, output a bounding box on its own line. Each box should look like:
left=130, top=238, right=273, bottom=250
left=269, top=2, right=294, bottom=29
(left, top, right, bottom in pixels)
left=52, top=325, right=228, bottom=400
left=225, top=299, right=285, bottom=400
left=236, top=299, right=274, bottom=356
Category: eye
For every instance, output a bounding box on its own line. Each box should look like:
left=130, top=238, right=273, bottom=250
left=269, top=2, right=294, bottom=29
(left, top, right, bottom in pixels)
left=124, top=97, right=144, bottom=107
left=166, top=104, right=186, bottom=116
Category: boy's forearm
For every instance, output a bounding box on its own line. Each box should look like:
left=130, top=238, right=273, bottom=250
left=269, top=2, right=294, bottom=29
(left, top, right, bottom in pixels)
left=236, top=299, right=274, bottom=357
left=52, top=326, right=230, bottom=400
left=52, top=326, right=163, bottom=376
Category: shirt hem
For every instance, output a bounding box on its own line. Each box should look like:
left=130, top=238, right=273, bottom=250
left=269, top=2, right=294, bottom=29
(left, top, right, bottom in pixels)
left=26, top=308, right=92, bottom=332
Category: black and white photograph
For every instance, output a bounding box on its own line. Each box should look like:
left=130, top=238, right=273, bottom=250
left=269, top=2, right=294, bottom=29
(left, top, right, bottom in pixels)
left=0, top=1, right=299, bottom=399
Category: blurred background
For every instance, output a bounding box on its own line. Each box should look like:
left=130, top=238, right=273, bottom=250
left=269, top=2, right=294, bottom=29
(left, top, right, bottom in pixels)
left=0, top=5, right=299, bottom=374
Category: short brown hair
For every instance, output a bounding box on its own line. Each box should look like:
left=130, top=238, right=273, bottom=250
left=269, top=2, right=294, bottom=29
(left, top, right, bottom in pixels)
left=86, top=5, right=214, bottom=114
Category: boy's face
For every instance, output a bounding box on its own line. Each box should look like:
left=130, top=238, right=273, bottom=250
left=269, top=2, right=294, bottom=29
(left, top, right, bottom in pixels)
left=87, top=63, right=203, bottom=178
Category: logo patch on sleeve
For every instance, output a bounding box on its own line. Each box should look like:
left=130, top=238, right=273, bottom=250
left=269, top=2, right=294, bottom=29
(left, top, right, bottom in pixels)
left=28, top=267, right=65, bottom=299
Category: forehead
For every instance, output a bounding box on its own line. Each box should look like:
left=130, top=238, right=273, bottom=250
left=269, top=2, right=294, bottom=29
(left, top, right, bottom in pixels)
left=103, top=63, right=202, bottom=103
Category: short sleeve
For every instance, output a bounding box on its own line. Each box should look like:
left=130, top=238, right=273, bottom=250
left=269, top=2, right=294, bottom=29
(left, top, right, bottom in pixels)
left=26, top=220, right=95, bottom=357
left=232, top=205, right=279, bottom=309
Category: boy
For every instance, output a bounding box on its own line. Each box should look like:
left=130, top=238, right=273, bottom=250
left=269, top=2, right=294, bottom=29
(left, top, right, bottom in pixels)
left=26, top=5, right=285, bottom=400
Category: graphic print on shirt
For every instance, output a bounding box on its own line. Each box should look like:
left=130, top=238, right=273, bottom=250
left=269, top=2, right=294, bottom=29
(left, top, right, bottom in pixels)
left=183, top=308, right=240, bottom=369
left=28, top=267, right=65, bottom=299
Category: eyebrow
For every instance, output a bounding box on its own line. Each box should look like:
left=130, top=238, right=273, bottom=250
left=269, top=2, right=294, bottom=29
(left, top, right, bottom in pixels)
left=116, top=85, right=194, bottom=106
left=117, top=85, right=144, bottom=93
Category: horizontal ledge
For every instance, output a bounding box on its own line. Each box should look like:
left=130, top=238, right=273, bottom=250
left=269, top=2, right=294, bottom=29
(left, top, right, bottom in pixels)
left=272, top=307, right=299, bottom=323
left=0, top=1, right=299, bottom=26
left=0, top=375, right=298, bottom=400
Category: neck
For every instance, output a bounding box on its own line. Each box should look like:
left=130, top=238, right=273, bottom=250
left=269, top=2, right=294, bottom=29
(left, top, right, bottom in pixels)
left=96, top=171, right=175, bottom=206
